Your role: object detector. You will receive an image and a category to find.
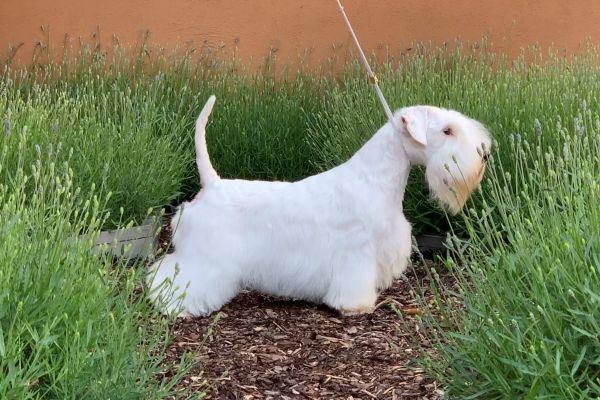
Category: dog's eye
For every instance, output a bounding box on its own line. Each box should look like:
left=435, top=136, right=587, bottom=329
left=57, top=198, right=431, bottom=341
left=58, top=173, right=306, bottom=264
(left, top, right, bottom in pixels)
left=443, top=127, right=453, bottom=136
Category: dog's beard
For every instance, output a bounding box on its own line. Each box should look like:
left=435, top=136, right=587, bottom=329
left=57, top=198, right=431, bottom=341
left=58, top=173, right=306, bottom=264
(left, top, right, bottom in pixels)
left=426, top=160, right=485, bottom=215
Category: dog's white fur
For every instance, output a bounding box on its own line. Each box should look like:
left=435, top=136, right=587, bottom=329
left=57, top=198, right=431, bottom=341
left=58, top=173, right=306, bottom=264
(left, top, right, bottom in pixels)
left=147, top=95, right=491, bottom=317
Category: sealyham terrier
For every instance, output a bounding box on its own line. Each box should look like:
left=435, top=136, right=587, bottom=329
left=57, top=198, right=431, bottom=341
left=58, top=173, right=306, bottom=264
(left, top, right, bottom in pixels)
left=147, top=95, right=491, bottom=317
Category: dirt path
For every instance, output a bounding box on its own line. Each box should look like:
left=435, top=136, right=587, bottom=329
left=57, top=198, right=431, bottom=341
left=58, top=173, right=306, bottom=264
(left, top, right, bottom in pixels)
left=158, top=255, right=448, bottom=399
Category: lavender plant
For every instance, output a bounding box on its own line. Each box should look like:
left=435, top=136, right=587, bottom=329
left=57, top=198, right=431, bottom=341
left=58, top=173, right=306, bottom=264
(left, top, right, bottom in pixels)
left=420, top=114, right=600, bottom=398
left=0, top=131, right=191, bottom=398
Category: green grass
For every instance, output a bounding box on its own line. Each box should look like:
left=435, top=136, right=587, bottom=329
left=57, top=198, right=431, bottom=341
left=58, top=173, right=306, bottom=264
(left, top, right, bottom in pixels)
left=3, top=40, right=600, bottom=398
left=1, top=76, right=189, bottom=228
left=419, top=117, right=600, bottom=398
left=7, top=41, right=600, bottom=234
left=0, top=132, right=189, bottom=398
left=4, top=47, right=330, bottom=228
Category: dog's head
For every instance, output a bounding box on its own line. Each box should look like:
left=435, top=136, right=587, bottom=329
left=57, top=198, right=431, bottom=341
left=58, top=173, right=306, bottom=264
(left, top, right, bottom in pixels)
left=396, top=106, right=492, bottom=214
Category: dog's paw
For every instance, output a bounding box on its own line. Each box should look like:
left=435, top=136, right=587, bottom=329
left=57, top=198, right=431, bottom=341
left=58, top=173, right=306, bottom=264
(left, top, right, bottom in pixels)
left=176, top=310, right=194, bottom=319
left=339, top=306, right=375, bottom=317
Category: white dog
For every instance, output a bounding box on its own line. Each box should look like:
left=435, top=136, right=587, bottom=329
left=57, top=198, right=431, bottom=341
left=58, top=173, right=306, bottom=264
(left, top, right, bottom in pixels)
left=147, top=95, right=491, bottom=317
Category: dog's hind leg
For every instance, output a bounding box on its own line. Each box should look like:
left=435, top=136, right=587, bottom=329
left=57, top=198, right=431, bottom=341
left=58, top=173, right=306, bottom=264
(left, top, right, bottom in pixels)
left=147, top=253, right=240, bottom=317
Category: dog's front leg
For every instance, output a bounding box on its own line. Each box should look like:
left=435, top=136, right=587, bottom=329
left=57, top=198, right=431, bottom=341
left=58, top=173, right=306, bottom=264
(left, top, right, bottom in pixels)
left=323, top=256, right=378, bottom=316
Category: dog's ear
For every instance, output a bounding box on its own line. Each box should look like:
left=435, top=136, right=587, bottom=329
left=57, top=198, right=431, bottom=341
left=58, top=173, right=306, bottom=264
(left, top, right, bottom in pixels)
left=400, top=107, right=428, bottom=146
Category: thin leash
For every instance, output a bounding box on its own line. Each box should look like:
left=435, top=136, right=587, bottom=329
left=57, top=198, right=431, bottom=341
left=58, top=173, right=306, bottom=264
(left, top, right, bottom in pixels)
left=335, top=0, right=399, bottom=132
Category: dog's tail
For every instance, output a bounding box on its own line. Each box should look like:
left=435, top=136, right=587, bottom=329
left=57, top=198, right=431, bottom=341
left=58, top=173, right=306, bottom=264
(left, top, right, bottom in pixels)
left=195, top=95, right=220, bottom=186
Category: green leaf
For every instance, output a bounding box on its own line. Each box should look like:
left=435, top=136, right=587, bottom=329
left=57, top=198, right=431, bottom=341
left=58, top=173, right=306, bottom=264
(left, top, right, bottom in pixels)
left=554, top=347, right=561, bottom=375
left=524, top=378, right=540, bottom=400
left=570, top=346, right=587, bottom=378
left=571, top=325, right=596, bottom=338
left=0, top=324, right=5, bottom=358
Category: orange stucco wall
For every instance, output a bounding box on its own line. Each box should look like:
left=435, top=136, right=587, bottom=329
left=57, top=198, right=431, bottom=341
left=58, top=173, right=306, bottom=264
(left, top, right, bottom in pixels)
left=2, top=1, right=600, bottom=67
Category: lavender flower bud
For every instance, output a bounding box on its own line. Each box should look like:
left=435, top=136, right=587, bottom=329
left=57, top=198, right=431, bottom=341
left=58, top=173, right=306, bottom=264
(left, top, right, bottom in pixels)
left=4, top=108, right=10, bottom=136
left=575, top=118, right=585, bottom=136
left=51, top=119, right=59, bottom=134
left=534, top=119, right=542, bottom=136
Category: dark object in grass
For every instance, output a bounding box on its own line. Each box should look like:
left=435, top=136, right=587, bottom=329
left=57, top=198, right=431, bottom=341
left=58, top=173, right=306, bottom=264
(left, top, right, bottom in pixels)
left=414, top=234, right=446, bottom=260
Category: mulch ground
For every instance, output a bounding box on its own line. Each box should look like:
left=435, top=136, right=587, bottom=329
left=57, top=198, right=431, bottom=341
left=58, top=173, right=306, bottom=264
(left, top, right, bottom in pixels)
left=157, top=214, right=450, bottom=399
